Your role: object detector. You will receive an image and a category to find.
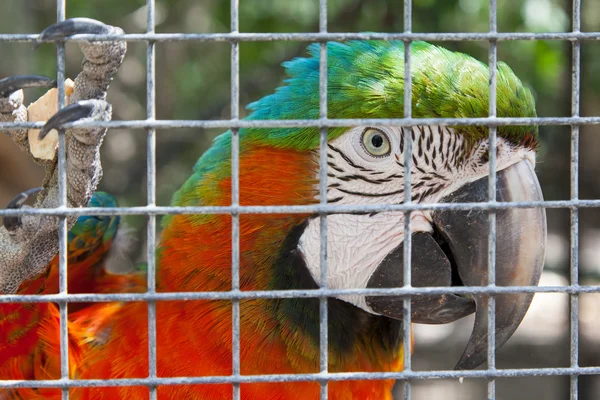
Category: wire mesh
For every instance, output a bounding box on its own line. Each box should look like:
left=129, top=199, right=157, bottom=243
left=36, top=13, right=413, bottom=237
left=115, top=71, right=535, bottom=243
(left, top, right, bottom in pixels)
left=0, top=0, right=598, bottom=399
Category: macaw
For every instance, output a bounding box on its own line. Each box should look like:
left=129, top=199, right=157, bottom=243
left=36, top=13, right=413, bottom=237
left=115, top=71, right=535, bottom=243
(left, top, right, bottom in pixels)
left=0, top=19, right=546, bottom=400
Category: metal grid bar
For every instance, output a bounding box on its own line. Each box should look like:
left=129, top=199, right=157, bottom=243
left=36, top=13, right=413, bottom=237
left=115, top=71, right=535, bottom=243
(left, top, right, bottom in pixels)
left=0, top=366, right=599, bottom=388
left=2, top=31, right=600, bottom=42
left=54, top=1, right=69, bottom=399
left=570, top=1, right=581, bottom=399
left=2, top=116, right=599, bottom=131
left=318, top=1, right=329, bottom=399
left=230, top=0, right=241, bottom=399
left=1, top=0, right=599, bottom=399
left=145, top=1, right=158, bottom=399
left=1, top=283, right=600, bottom=303
left=4, top=199, right=600, bottom=218
left=402, top=1, right=413, bottom=399
left=487, top=1, right=498, bottom=399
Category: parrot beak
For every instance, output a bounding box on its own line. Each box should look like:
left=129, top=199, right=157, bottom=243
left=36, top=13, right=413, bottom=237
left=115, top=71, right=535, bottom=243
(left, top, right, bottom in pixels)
left=366, top=159, right=546, bottom=370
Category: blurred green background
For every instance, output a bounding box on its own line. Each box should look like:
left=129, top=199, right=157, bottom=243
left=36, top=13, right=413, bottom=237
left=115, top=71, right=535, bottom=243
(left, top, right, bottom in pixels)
left=0, top=0, right=599, bottom=399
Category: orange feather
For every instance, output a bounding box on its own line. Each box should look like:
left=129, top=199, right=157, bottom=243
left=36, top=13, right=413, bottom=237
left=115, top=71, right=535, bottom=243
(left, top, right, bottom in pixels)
left=1, top=146, right=404, bottom=399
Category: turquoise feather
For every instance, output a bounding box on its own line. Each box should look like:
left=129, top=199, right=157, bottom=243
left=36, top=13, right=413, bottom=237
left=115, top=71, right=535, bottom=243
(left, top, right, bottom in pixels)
left=171, top=41, right=537, bottom=211
left=68, top=192, right=120, bottom=256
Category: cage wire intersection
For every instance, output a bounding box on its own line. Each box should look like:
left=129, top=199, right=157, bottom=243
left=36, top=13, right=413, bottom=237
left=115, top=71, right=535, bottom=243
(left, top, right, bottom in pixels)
left=0, top=0, right=599, bottom=399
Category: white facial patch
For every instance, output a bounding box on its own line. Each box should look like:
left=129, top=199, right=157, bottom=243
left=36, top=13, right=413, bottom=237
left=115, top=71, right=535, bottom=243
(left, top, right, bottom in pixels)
left=298, top=125, right=536, bottom=314
left=298, top=211, right=433, bottom=313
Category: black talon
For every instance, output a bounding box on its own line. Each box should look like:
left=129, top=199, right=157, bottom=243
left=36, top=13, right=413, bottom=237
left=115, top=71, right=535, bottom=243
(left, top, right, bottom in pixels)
left=37, top=18, right=112, bottom=43
left=39, top=101, right=97, bottom=140
left=0, top=75, right=56, bottom=97
left=3, top=187, right=43, bottom=232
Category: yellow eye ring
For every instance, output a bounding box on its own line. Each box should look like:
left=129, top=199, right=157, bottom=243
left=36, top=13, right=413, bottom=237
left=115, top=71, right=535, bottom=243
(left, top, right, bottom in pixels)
left=361, top=128, right=391, bottom=157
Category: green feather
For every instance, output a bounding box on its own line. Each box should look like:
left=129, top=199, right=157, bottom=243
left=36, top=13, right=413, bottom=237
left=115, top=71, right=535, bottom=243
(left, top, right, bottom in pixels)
left=69, top=192, right=119, bottom=252
left=169, top=41, right=537, bottom=213
left=242, top=40, right=537, bottom=149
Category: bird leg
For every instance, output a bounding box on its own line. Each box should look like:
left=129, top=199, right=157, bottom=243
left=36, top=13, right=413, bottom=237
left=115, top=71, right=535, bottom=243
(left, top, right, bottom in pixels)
left=0, top=18, right=126, bottom=294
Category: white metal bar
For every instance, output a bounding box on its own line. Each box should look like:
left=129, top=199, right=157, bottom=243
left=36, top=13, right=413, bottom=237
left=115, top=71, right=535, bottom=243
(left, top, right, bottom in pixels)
left=402, top=1, right=413, bottom=399
left=0, top=283, right=599, bottom=304
left=230, top=0, right=241, bottom=399
left=2, top=199, right=598, bottom=219
left=487, top=1, right=498, bottom=399
left=55, top=1, right=69, bottom=399
left=0, top=366, right=598, bottom=389
left=570, top=1, right=581, bottom=399
left=2, top=115, right=598, bottom=131
left=145, top=1, right=158, bottom=399
left=3, top=31, right=599, bottom=42
left=318, top=1, right=329, bottom=399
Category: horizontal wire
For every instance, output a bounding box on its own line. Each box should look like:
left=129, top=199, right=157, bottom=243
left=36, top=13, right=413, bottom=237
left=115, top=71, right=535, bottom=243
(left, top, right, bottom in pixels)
left=0, top=366, right=599, bottom=389
left=0, top=284, right=598, bottom=304
left=1, top=31, right=599, bottom=43
left=0, top=116, right=599, bottom=131
left=1, top=199, right=599, bottom=217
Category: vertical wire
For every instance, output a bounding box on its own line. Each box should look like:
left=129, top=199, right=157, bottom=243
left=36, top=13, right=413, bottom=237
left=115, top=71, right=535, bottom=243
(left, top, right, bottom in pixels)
left=402, top=1, right=412, bottom=399
left=230, top=0, right=241, bottom=398
left=487, top=1, right=498, bottom=399
left=55, top=1, right=69, bottom=399
left=569, top=1, right=581, bottom=399
left=318, top=0, right=329, bottom=398
left=145, top=1, right=158, bottom=399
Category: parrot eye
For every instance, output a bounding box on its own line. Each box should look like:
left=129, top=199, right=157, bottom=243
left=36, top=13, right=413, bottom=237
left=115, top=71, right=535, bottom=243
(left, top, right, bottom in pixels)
left=361, top=128, right=391, bottom=157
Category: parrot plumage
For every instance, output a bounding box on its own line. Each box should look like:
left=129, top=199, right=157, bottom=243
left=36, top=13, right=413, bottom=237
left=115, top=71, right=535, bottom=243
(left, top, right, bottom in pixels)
left=0, top=40, right=546, bottom=400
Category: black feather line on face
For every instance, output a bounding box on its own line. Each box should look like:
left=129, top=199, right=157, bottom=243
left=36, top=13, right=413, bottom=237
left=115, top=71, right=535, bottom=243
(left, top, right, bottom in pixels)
left=418, top=127, right=424, bottom=158
left=338, top=174, right=392, bottom=185
left=327, top=144, right=374, bottom=173
left=426, top=126, right=434, bottom=151
left=336, top=187, right=404, bottom=198
left=327, top=143, right=405, bottom=199
left=412, top=154, right=419, bottom=168
left=327, top=161, right=345, bottom=173
left=385, top=172, right=404, bottom=179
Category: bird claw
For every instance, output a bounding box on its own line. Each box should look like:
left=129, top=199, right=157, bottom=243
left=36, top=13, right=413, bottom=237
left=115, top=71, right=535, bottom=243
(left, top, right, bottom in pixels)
left=37, top=18, right=116, bottom=43
left=0, top=76, right=57, bottom=153
left=0, top=75, right=56, bottom=98
left=39, top=100, right=108, bottom=140
left=2, top=188, right=43, bottom=233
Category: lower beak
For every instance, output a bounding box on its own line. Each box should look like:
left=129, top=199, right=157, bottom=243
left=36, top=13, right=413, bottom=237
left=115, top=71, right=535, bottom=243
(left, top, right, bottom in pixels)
left=365, top=159, right=547, bottom=370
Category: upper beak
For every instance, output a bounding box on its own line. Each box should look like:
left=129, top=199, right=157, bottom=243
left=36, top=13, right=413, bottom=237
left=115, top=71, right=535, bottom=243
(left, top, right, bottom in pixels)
left=365, top=159, right=547, bottom=370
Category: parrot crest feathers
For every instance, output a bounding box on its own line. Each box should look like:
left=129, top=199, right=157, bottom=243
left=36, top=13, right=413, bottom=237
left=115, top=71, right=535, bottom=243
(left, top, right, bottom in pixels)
left=242, top=40, right=537, bottom=151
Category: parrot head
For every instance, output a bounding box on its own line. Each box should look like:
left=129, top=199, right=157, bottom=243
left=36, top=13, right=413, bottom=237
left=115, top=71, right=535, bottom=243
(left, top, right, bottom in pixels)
left=167, top=41, right=546, bottom=372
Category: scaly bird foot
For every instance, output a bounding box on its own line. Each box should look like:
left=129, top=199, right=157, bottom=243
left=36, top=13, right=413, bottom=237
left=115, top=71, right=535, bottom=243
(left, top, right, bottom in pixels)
left=0, top=18, right=126, bottom=294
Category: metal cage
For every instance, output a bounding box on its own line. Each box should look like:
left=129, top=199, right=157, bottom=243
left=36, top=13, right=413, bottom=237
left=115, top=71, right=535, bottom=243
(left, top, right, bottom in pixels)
left=0, top=0, right=599, bottom=399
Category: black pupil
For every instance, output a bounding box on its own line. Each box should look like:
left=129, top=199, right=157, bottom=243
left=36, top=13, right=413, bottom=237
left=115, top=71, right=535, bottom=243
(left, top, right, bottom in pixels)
left=371, top=134, right=384, bottom=148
